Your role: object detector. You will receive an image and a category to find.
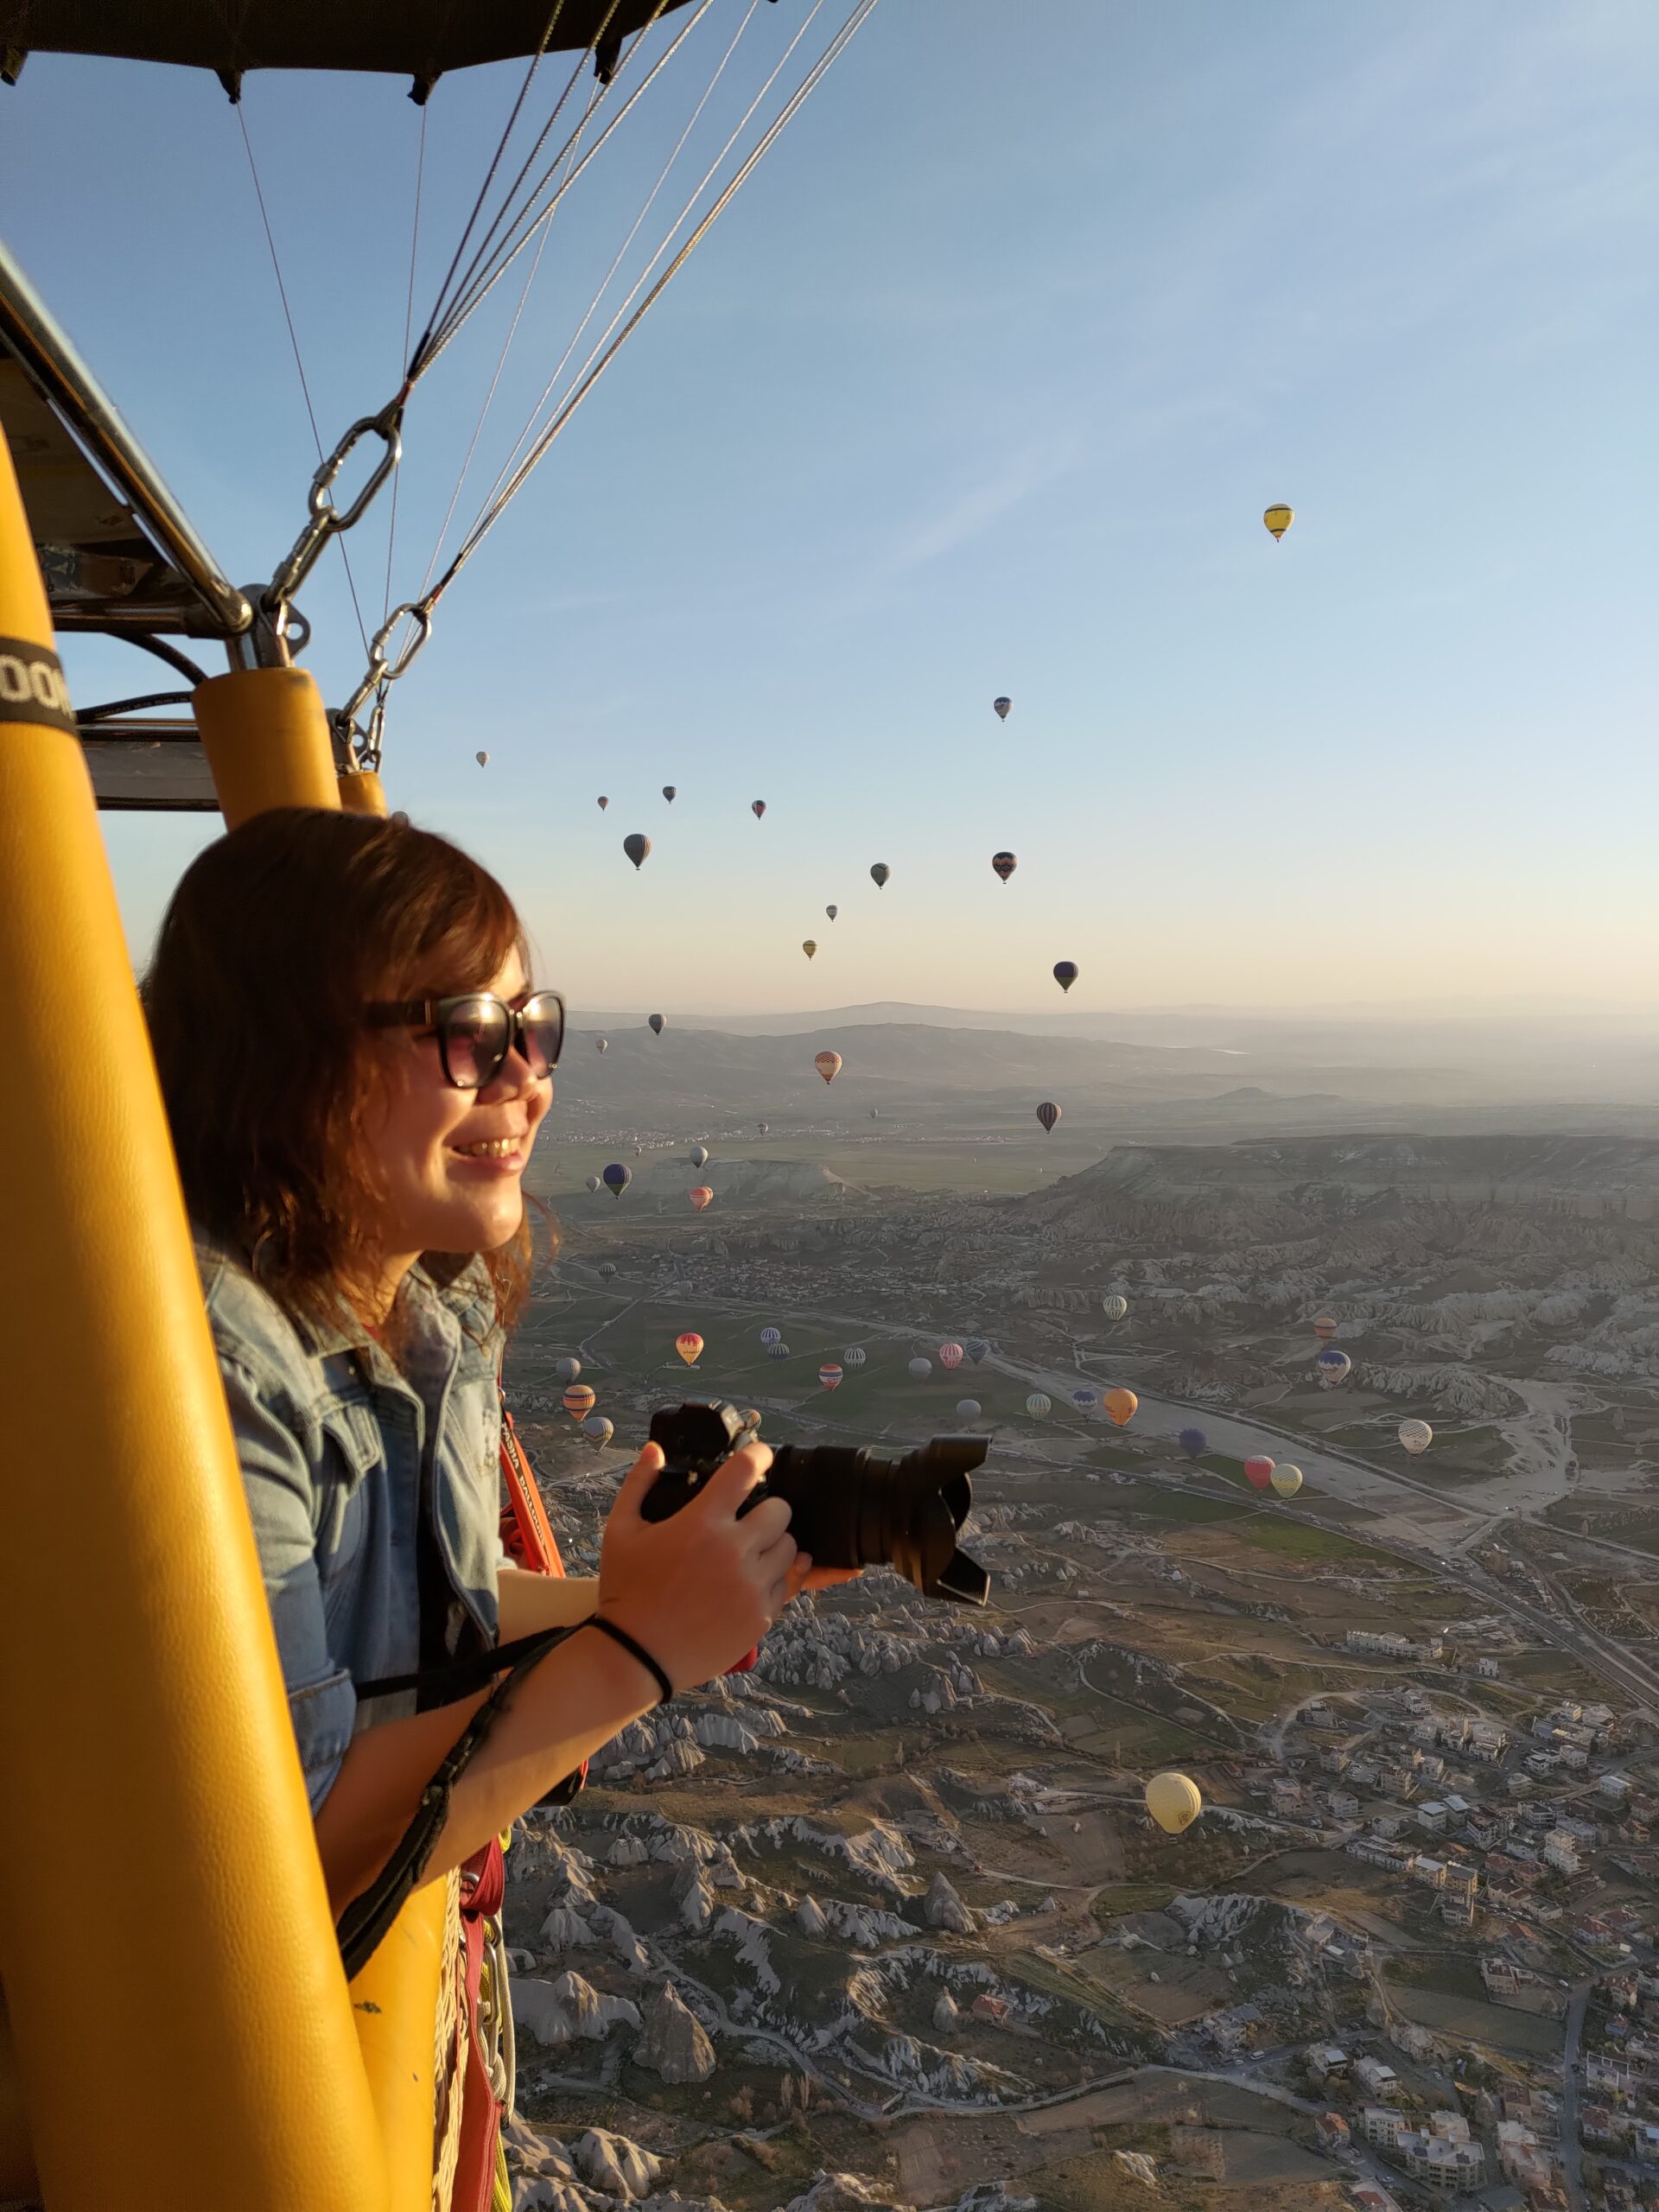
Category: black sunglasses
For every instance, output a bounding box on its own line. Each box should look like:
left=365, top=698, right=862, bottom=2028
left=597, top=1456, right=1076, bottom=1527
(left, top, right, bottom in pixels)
left=365, top=989, right=565, bottom=1090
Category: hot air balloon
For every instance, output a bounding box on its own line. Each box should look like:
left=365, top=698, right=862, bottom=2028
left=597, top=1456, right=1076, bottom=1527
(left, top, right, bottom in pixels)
left=1178, top=1427, right=1207, bottom=1459
left=803, top=941, right=817, bottom=961
left=1036, top=1102, right=1061, bottom=1134
left=595, top=1037, right=608, bottom=1054
left=1053, top=961, right=1078, bottom=995
left=1026, top=1392, right=1052, bottom=1418
left=869, top=863, right=890, bottom=888
left=1399, top=1420, right=1433, bottom=1456
left=1313, top=1314, right=1338, bottom=1343
left=602, top=1163, right=632, bottom=1198
left=752, top=800, right=766, bottom=819
left=939, top=1343, right=964, bottom=1370
left=690, top=1146, right=709, bottom=1168
left=1071, top=1387, right=1096, bottom=1413
left=563, top=1383, right=596, bottom=1420
left=689, top=1185, right=713, bottom=1212
left=1101, top=1295, right=1128, bottom=1321
left=814, top=1051, right=842, bottom=1085
left=585, top=1174, right=601, bottom=1193
left=869, top=1109, right=879, bottom=1121
left=908, top=1357, right=932, bottom=1380
left=819, top=1363, right=842, bottom=1390
left=582, top=1414, right=615, bottom=1451
left=1315, top=1348, right=1352, bottom=1386
left=556, top=1357, right=582, bottom=1384
left=991, top=850, right=1017, bottom=883
left=965, top=1339, right=988, bottom=1365
left=956, top=1399, right=982, bottom=1421
left=597, top=796, right=609, bottom=810
left=662, top=785, right=677, bottom=803
left=1244, top=1455, right=1274, bottom=1491
left=766, top=1342, right=791, bottom=1361
left=597, top=1262, right=617, bottom=1281
left=993, top=696, right=1012, bottom=721
left=623, top=833, right=652, bottom=870
left=648, top=1014, right=665, bottom=1036
left=1103, top=1388, right=1138, bottom=1428
left=825, top=905, right=837, bottom=921
left=760, top=1327, right=781, bottom=1347
left=757, top=1122, right=770, bottom=1136
left=674, top=1332, right=704, bottom=1367
left=843, top=1347, right=867, bottom=1368
left=1270, top=1463, right=1303, bottom=1497
left=1145, top=1772, right=1203, bottom=1835
left=1263, top=503, right=1294, bottom=542
left=475, top=750, right=489, bottom=766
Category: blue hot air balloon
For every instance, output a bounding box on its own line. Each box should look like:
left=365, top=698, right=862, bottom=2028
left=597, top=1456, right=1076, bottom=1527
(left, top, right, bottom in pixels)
left=1178, top=1427, right=1207, bottom=1459
left=623, top=833, right=651, bottom=870
left=965, top=1338, right=988, bottom=1364
left=1053, top=961, right=1078, bottom=995
left=760, top=1326, right=781, bottom=1346
left=601, top=1163, right=632, bottom=1198
left=1316, top=1347, right=1353, bottom=1386
left=1071, top=1387, right=1096, bottom=1412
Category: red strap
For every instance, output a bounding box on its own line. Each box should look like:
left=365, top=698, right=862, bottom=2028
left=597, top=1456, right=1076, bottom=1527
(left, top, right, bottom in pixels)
left=499, top=1405, right=563, bottom=1576
left=453, top=1840, right=507, bottom=2212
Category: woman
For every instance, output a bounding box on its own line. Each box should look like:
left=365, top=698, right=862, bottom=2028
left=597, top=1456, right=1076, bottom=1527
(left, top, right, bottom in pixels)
left=144, top=805, right=825, bottom=1922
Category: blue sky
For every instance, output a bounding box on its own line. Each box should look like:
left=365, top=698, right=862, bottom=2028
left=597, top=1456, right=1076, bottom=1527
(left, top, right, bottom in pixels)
left=4, top=0, right=1656, bottom=1013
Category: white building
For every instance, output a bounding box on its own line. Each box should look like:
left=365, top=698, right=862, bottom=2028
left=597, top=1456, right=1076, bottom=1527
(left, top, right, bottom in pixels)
left=1359, top=2105, right=1406, bottom=2148
left=1599, top=1771, right=1631, bottom=1805
left=1355, top=2056, right=1399, bottom=2096
left=1543, top=1830, right=1581, bottom=1876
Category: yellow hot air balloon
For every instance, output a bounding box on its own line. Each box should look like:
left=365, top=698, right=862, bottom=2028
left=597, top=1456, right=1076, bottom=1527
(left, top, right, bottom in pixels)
left=1102, top=1387, right=1138, bottom=1427
left=1270, top=1463, right=1303, bottom=1498
left=1263, top=502, right=1294, bottom=541
left=675, top=1331, right=705, bottom=1366
left=1145, top=1772, right=1203, bottom=1835
left=802, top=940, right=817, bottom=960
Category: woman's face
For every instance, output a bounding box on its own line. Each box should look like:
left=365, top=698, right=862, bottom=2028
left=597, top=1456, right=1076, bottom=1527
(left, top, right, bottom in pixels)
left=360, top=947, right=552, bottom=1262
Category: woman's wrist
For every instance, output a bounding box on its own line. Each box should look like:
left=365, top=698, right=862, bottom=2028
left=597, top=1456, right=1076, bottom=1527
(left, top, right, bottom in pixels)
left=586, top=1612, right=674, bottom=1706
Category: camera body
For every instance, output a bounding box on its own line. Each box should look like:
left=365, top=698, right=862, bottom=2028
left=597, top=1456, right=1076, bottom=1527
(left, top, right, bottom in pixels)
left=643, top=1401, right=989, bottom=1605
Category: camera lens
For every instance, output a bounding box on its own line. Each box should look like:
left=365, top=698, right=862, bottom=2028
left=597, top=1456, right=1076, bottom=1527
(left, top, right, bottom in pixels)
left=766, top=1439, right=990, bottom=1605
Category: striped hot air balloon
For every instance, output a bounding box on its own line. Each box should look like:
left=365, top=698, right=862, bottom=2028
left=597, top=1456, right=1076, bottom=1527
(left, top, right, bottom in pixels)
left=689, top=1185, right=713, bottom=1211
left=939, top=1343, right=964, bottom=1370
left=1026, top=1392, right=1052, bottom=1418
left=843, top=1347, right=867, bottom=1368
left=760, top=1326, right=781, bottom=1346
left=819, top=1363, right=843, bottom=1390
left=1313, top=1314, right=1338, bottom=1343
left=563, top=1384, right=596, bottom=1420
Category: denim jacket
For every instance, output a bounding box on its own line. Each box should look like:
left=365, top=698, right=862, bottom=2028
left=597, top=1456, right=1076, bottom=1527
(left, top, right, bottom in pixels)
left=194, top=1232, right=505, bottom=1810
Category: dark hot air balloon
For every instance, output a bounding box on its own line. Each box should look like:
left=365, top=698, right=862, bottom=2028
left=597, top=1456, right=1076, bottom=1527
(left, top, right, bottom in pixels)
left=474, top=750, right=489, bottom=766
left=690, top=1146, right=709, bottom=1168
left=648, top=1014, right=665, bottom=1035
left=991, top=851, right=1017, bottom=883
left=802, top=941, right=817, bottom=961
left=869, top=863, right=890, bottom=888
left=825, top=905, right=837, bottom=921
left=1036, top=1101, right=1060, bottom=1133
left=965, top=1338, right=988, bottom=1364
left=752, top=800, right=766, bottom=819
left=1053, top=961, right=1078, bottom=994
left=597, top=796, right=609, bottom=810
left=623, top=833, right=651, bottom=870
left=601, top=1163, right=632, bottom=1198
left=662, top=785, right=677, bottom=802
left=1178, top=1427, right=1207, bottom=1459
left=993, top=696, right=1012, bottom=721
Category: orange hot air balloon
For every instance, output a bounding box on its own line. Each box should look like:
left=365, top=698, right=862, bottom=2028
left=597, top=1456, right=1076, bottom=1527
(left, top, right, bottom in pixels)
left=562, top=1383, right=596, bottom=1420
left=675, top=1332, right=705, bottom=1367
left=814, top=1050, right=842, bottom=1084
left=1102, top=1388, right=1138, bottom=1427
left=1313, top=1314, right=1338, bottom=1343
left=689, top=1185, right=713, bottom=1212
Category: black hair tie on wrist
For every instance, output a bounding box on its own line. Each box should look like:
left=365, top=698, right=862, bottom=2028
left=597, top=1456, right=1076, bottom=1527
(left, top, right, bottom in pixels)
left=588, top=1615, right=674, bottom=1707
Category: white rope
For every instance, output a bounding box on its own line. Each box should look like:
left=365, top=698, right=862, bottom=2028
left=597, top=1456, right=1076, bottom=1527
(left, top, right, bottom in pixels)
left=445, top=0, right=761, bottom=578
left=430, top=0, right=881, bottom=606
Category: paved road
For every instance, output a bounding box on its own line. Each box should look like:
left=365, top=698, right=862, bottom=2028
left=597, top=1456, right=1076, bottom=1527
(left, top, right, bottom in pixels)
left=1561, top=1978, right=1592, bottom=2212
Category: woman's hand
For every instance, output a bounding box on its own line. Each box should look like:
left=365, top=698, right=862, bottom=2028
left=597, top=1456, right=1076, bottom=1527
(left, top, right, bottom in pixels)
left=599, top=1441, right=798, bottom=1691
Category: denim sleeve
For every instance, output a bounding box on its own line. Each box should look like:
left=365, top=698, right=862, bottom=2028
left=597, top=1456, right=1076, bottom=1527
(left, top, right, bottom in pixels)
left=219, top=1354, right=357, bottom=1811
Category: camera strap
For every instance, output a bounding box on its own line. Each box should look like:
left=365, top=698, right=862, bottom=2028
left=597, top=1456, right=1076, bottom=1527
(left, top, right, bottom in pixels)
left=338, top=1621, right=576, bottom=1980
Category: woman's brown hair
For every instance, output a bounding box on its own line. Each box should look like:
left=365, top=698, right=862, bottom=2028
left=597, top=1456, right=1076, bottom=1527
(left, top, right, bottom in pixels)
left=144, top=806, right=546, bottom=1339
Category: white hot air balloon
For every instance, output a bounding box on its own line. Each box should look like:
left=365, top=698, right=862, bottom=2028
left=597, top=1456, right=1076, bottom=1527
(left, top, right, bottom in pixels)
left=1026, top=1392, right=1052, bottom=1419
left=1399, top=1419, right=1433, bottom=1457
left=1101, top=1294, right=1128, bottom=1321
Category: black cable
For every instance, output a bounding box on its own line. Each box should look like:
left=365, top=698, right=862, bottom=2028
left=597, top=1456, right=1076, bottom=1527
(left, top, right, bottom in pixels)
left=75, top=690, right=195, bottom=726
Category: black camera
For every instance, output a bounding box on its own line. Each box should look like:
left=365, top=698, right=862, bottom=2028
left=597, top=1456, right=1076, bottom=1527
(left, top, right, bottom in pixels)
left=643, top=1401, right=990, bottom=1605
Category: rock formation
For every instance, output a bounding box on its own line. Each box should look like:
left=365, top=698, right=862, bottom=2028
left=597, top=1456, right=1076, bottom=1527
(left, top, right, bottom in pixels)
left=924, top=1872, right=976, bottom=1934
left=633, top=1980, right=716, bottom=2083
